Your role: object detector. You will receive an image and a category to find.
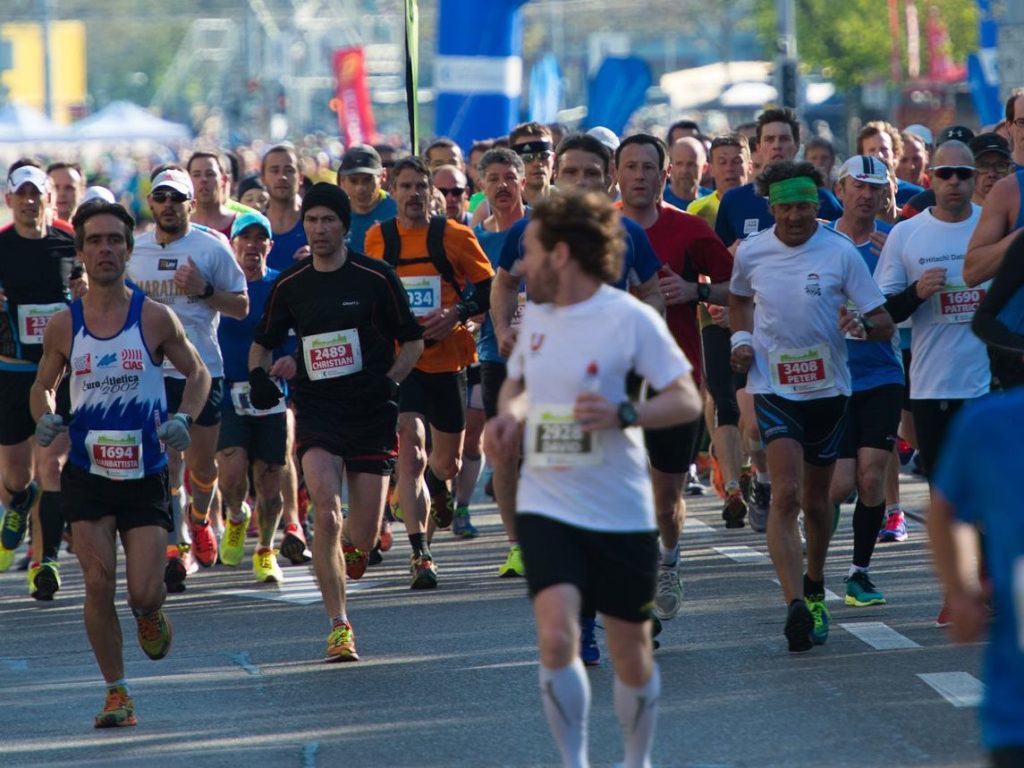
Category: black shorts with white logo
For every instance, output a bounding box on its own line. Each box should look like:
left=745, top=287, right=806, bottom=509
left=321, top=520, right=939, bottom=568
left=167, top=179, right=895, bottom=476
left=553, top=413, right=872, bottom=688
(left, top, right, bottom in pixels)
left=517, top=513, right=658, bottom=624
left=754, top=393, right=849, bottom=466
left=838, top=383, right=903, bottom=459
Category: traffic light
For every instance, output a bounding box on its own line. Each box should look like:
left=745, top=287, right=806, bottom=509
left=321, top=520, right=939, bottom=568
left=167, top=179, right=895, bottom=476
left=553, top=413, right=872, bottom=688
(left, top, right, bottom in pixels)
left=779, top=59, right=798, bottom=109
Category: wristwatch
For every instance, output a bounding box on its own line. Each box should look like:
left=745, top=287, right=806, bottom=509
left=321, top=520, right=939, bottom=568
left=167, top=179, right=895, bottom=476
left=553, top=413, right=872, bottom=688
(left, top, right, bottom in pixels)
left=859, top=314, right=875, bottom=335
left=696, top=282, right=711, bottom=302
left=173, top=413, right=194, bottom=428
left=198, top=281, right=215, bottom=299
left=617, top=401, right=638, bottom=429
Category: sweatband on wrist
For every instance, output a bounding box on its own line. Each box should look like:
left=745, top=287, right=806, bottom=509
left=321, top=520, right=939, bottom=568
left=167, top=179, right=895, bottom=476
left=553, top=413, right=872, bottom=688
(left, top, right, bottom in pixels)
left=730, top=331, right=754, bottom=351
left=768, top=177, right=819, bottom=206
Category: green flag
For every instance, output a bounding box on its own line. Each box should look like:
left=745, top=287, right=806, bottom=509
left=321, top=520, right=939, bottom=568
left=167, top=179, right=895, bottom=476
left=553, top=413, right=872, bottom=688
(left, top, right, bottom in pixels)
left=405, top=0, right=420, bottom=153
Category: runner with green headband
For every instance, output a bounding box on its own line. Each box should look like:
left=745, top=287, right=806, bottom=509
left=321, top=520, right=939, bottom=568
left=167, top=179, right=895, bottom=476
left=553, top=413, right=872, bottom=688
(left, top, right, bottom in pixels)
left=728, top=160, right=895, bottom=653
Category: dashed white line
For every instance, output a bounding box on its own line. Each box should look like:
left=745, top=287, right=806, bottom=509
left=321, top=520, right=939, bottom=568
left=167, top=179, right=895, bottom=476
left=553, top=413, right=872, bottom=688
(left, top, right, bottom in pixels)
left=684, top=518, right=715, bottom=534
left=839, top=621, right=921, bottom=650
left=714, top=545, right=770, bottom=564
left=217, top=570, right=366, bottom=605
left=917, top=672, right=984, bottom=708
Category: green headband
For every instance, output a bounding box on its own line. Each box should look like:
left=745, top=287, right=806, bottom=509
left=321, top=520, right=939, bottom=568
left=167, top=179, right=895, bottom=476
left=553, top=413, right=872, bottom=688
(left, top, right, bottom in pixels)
left=768, top=176, right=819, bottom=206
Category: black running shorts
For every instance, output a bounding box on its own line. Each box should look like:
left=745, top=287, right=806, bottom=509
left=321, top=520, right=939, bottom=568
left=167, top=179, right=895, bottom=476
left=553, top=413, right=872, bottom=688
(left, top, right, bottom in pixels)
left=165, top=376, right=223, bottom=428
left=61, top=461, right=172, bottom=532
left=217, top=398, right=289, bottom=466
left=517, top=513, right=658, bottom=624
left=0, top=369, right=69, bottom=446
left=700, top=324, right=741, bottom=427
left=399, top=368, right=467, bottom=433
left=293, top=392, right=398, bottom=476
left=838, top=383, right=903, bottom=459
left=753, top=393, right=849, bottom=466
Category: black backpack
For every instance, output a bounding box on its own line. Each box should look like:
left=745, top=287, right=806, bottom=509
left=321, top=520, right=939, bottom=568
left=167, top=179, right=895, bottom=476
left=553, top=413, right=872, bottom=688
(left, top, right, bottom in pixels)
left=380, top=215, right=464, bottom=299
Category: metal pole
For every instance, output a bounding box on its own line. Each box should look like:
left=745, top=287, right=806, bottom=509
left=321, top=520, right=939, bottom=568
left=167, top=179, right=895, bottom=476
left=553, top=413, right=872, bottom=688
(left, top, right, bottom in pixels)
left=41, top=0, right=54, bottom=119
left=776, top=0, right=799, bottom=109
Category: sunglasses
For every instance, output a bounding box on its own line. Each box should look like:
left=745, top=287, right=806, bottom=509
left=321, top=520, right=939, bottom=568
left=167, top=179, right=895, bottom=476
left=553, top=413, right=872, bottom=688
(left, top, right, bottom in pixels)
left=437, top=186, right=466, bottom=197
left=517, top=150, right=553, bottom=164
left=975, top=161, right=1011, bottom=175
left=930, top=166, right=975, bottom=181
left=151, top=190, right=189, bottom=204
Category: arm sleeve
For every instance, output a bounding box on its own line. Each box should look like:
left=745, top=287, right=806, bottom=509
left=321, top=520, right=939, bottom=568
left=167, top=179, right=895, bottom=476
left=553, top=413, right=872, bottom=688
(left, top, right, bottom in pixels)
left=971, top=231, right=1024, bottom=354
left=874, top=228, right=920, bottom=321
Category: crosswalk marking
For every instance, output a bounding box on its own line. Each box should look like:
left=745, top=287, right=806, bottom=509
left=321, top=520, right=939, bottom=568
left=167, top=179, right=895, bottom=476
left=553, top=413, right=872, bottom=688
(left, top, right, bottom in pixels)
left=684, top=518, right=714, bottom=534
left=714, top=545, right=770, bottom=564
left=218, top=570, right=367, bottom=605
left=839, top=621, right=921, bottom=650
left=917, top=672, right=984, bottom=708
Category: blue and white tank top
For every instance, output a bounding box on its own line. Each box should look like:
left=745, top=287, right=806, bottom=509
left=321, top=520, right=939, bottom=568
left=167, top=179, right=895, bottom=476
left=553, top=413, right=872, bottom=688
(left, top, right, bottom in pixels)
left=68, top=289, right=168, bottom=479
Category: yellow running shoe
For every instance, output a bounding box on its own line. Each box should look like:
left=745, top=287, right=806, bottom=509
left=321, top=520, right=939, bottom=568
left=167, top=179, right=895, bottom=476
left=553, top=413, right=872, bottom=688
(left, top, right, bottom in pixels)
left=498, top=544, right=525, bottom=578
left=219, top=502, right=251, bottom=566
left=135, top=608, right=172, bottom=660
left=28, top=560, right=61, bottom=600
left=253, top=547, right=284, bottom=583
left=95, top=685, right=137, bottom=728
left=0, top=545, right=15, bottom=573
left=325, top=622, right=359, bottom=662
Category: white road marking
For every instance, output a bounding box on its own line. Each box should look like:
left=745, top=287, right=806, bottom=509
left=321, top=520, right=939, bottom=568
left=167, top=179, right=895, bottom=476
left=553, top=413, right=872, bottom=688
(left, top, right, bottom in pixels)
left=769, top=577, right=841, bottom=603
left=229, top=651, right=262, bottom=676
left=839, top=621, right=921, bottom=650
left=302, top=741, right=319, bottom=768
left=714, top=545, right=770, bottom=564
left=684, top=518, right=714, bottom=534
left=917, top=672, right=984, bottom=708
left=218, top=570, right=366, bottom=605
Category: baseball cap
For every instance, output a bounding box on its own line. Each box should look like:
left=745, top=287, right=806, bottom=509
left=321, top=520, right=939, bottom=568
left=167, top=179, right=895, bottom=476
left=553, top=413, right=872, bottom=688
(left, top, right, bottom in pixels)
left=339, top=144, right=383, bottom=176
left=837, top=155, right=889, bottom=186
left=231, top=210, right=273, bottom=240
left=82, top=186, right=116, bottom=205
left=936, top=125, right=975, bottom=146
left=151, top=168, right=194, bottom=199
left=7, top=166, right=50, bottom=194
left=903, top=124, right=934, bottom=147
left=587, top=126, right=620, bottom=152
left=969, top=132, right=1011, bottom=160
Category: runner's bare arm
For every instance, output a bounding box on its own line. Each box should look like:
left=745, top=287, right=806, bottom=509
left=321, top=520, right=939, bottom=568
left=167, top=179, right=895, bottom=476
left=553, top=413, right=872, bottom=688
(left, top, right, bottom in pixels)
left=490, top=267, right=521, bottom=357
left=926, top=492, right=987, bottom=644
left=151, top=302, right=211, bottom=419
left=635, top=273, right=666, bottom=316
left=576, top=374, right=701, bottom=432
left=496, top=375, right=527, bottom=422
left=965, top=181, right=1017, bottom=287
left=387, top=339, right=424, bottom=383
left=29, top=309, right=71, bottom=421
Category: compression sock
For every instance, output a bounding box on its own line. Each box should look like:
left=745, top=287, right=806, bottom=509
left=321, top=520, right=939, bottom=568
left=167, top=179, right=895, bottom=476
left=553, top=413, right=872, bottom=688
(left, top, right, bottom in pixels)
left=539, top=658, right=590, bottom=768
left=408, top=532, right=428, bottom=559
left=39, top=491, right=63, bottom=561
left=803, top=574, right=825, bottom=598
left=852, top=500, right=886, bottom=569
left=613, top=664, right=661, bottom=768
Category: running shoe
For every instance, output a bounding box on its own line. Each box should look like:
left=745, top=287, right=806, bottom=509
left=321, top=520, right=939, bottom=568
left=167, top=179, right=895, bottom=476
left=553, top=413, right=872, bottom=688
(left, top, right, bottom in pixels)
left=164, top=544, right=193, bottom=594
left=343, top=542, right=368, bottom=580
left=580, top=615, right=600, bottom=666
left=378, top=520, right=393, bottom=552
left=280, top=523, right=312, bottom=565
left=325, top=622, right=359, bottom=662
left=651, top=615, right=663, bottom=651
left=935, top=599, right=952, bottom=628
left=749, top=481, right=771, bottom=533
left=722, top=489, right=747, bottom=529
left=844, top=571, right=886, bottom=607
left=738, top=466, right=753, bottom=503
left=368, top=546, right=383, bottom=566
left=410, top=553, right=438, bottom=590
left=498, top=544, right=525, bottom=578
left=653, top=562, right=683, bottom=620
left=253, top=547, right=284, bottom=583
left=135, top=608, right=172, bottom=660
left=877, top=509, right=908, bottom=543
left=805, top=594, right=830, bottom=645
left=0, top=482, right=37, bottom=553
left=685, top=474, right=707, bottom=497
left=28, top=559, right=60, bottom=601
left=428, top=477, right=455, bottom=529
left=784, top=600, right=814, bottom=653
left=188, top=512, right=218, bottom=568
left=219, top=502, right=250, bottom=566
left=452, top=506, right=479, bottom=539
left=95, top=685, right=137, bottom=728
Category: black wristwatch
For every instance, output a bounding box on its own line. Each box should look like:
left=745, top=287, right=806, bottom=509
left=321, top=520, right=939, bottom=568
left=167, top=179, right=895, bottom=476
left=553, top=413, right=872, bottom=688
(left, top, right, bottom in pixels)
left=617, top=401, right=638, bottom=429
left=198, top=281, right=215, bottom=299
left=696, top=282, right=711, bottom=302
left=859, top=314, right=875, bottom=335
left=173, top=413, right=194, bottom=429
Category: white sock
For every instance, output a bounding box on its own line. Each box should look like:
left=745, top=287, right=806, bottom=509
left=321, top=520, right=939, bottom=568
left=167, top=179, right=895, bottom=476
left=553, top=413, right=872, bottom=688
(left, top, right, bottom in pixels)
left=539, top=658, right=590, bottom=768
left=756, top=471, right=770, bottom=484
left=848, top=564, right=869, bottom=578
left=658, top=543, right=678, bottom=567
left=613, top=665, right=660, bottom=768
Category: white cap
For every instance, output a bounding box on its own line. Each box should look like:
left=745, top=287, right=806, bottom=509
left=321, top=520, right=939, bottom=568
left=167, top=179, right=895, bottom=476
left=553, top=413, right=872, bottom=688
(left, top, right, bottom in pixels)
left=151, top=168, right=194, bottom=199
left=82, top=186, right=116, bottom=204
left=587, top=126, right=620, bottom=152
left=7, top=166, right=50, bottom=194
left=837, top=155, right=890, bottom=186
left=904, top=124, right=934, bottom=147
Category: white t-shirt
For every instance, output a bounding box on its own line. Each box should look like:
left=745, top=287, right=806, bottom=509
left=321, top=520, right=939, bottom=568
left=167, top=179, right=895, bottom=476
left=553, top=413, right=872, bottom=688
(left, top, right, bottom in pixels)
left=128, top=227, right=246, bottom=379
left=507, top=285, right=692, bottom=532
left=730, top=224, right=885, bottom=400
left=875, top=206, right=990, bottom=400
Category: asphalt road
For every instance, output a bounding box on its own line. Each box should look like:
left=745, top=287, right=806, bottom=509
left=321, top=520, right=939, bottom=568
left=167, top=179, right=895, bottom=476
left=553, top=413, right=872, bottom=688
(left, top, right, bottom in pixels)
left=0, top=470, right=987, bottom=767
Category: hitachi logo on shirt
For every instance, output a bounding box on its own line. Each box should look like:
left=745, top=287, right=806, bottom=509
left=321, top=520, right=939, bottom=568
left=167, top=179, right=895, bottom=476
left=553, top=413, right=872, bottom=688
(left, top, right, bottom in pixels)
left=158, top=258, right=178, bottom=271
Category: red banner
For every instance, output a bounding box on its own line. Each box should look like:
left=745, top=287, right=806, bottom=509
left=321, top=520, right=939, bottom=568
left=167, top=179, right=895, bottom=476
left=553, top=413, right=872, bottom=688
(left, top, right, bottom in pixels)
left=332, top=47, right=377, bottom=146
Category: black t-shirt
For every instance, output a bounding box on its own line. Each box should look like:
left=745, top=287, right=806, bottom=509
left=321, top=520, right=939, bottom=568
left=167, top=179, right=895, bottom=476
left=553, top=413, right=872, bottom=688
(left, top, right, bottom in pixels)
left=255, top=250, right=422, bottom=407
left=0, top=224, right=76, bottom=363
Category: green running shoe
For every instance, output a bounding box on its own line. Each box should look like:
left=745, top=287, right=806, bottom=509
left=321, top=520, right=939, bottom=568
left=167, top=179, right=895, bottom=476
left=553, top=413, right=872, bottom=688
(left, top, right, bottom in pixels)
left=219, top=502, right=250, bottom=566
left=498, top=544, right=524, bottom=577
left=844, top=571, right=886, bottom=607
left=805, top=594, right=830, bottom=645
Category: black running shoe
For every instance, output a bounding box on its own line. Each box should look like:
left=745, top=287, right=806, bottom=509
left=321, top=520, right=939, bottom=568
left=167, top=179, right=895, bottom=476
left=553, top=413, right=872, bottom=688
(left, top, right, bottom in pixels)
left=784, top=599, right=814, bottom=653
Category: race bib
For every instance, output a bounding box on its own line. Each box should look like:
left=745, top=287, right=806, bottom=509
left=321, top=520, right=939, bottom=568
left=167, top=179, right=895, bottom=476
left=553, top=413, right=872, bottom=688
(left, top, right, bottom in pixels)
left=769, top=347, right=832, bottom=394
left=1015, top=556, right=1024, bottom=653
left=743, top=218, right=760, bottom=235
left=526, top=405, right=603, bottom=469
left=510, top=291, right=528, bottom=329
left=230, top=380, right=287, bottom=417
left=85, top=430, right=143, bottom=480
left=17, top=303, right=64, bottom=344
left=401, top=275, right=441, bottom=317
left=302, top=329, right=363, bottom=381
left=936, top=284, right=985, bottom=324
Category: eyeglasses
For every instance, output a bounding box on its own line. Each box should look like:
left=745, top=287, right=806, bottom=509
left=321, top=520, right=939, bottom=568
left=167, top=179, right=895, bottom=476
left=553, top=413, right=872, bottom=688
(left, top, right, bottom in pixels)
left=436, top=186, right=466, bottom=197
left=151, top=190, right=189, bottom=204
left=930, top=166, right=975, bottom=181
left=975, top=161, right=1011, bottom=175
left=517, top=150, right=553, bottom=164
left=1012, top=118, right=1024, bottom=128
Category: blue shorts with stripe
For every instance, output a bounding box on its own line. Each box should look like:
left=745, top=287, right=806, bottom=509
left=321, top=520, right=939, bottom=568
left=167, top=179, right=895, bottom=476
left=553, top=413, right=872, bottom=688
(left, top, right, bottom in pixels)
left=753, top=393, right=849, bottom=466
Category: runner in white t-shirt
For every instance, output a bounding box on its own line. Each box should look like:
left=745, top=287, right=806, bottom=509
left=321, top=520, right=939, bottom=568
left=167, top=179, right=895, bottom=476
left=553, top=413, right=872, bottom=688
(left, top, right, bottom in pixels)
left=729, top=161, right=894, bottom=654
left=127, top=168, right=247, bottom=584
left=485, top=191, right=701, bottom=768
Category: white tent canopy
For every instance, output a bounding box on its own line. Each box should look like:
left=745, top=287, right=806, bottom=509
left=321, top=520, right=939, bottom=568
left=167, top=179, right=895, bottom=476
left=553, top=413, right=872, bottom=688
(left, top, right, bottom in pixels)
left=0, top=102, right=69, bottom=142
left=69, top=101, right=191, bottom=142
left=659, top=61, right=773, bottom=111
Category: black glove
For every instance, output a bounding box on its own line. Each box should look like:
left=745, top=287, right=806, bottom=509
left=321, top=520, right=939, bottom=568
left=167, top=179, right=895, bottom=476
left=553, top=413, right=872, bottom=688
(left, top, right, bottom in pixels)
left=248, top=368, right=283, bottom=410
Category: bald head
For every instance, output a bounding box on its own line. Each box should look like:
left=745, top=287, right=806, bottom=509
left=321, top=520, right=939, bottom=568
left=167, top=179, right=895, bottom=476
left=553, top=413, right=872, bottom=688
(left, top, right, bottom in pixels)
left=668, top=137, right=707, bottom=200
left=932, top=140, right=974, bottom=168
left=929, top=140, right=975, bottom=220
left=671, top=137, right=706, bottom=167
